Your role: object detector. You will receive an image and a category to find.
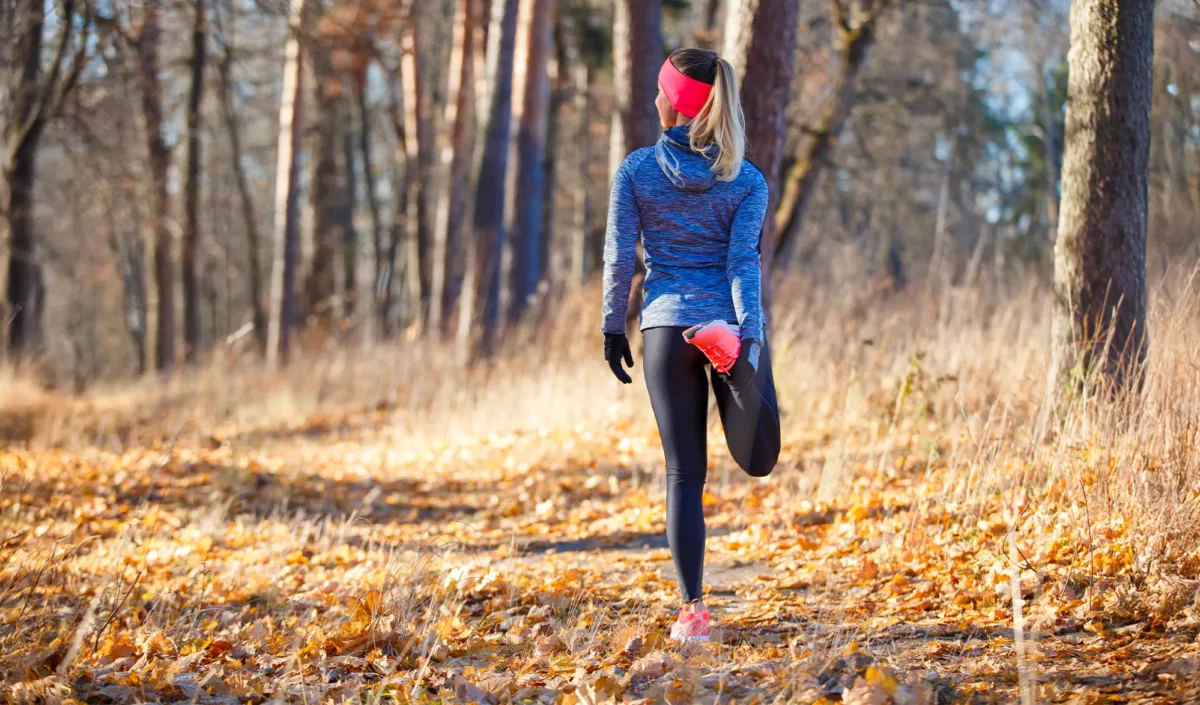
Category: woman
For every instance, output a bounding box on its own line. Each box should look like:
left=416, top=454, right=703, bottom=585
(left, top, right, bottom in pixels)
left=601, top=48, right=782, bottom=642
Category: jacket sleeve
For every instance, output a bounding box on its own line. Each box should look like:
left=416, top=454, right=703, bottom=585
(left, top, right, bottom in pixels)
left=601, top=156, right=642, bottom=334
left=727, top=174, right=768, bottom=344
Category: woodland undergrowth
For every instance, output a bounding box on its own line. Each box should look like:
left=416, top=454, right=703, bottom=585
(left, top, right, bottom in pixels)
left=3, top=274, right=1200, bottom=703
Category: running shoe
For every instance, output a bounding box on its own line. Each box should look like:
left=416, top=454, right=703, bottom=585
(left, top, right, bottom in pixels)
left=682, top=320, right=741, bottom=374
left=669, top=604, right=711, bottom=643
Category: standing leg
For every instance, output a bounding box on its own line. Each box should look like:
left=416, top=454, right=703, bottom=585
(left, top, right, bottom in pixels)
left=712, top=340, right=781, bottom=477
left=643, top=326, right=710, bottom=603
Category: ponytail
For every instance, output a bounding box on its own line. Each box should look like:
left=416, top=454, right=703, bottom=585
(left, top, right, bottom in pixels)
left=689, top=58, right=745, bottom=182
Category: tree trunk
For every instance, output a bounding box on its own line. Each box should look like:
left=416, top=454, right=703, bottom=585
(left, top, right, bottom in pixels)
left=356, top=70, right=384, bottom=323
left=1050, top=0, right=1155, bottom=393
left=574, top=63, right=595, bottom=285
left=508, top=0, right=555, bottom=323
left=383, top=62, right=411, bottom=338
left=183, top=0, right=207, bottom=363
left=563, top=13, right=592, bottom=286
left=266, top=0, right=308, bottom=368
left=610, top=0, right=662, bottom=332
left=722, top=0, right=799, bottom=303
left=139, top=0, right=176, bottom=372
left=341, top=94, right=359, bottom=320
left=610, top=0, right=662, bottom=173
left=466, top=0, right=520, bottom=355
left=217, top=41, right=267, bottom=350
left=434, top=0, right=481, bottom=337
left=4, top=0, right=87, bottom=360
left=306, top=45, right=342, bottom=325
left=401, top=5, right=438, bottom=329
left=773, top=0, right=878, bottom=267
left=543, top=9, right=570, bottom=291
left=3, top=0, right=46, bottom=360
left=107, top=198, right=149, bottom=375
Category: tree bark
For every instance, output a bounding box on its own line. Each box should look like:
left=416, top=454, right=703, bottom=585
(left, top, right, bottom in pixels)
left=217, top=39, right=267, bottom=350
left=4, top=0, right=90, bottom=360
left=341, top=93, right=359, bottom=320
left=508, top=0, right=555, bottom=323
left=1050, top=0, right=1155, bottom=393
left=384, top=61, right=411, bottom=339
left=401, top=4, right=438, bottom=328
left=183, top=0, right=208, bottom=363
left=266, top=0, right=308, bottom=368
left=773, top=0, right=879, bottom=267
left=465, top=0, right=520, bottom=355
left=306, top=46, right=342, bottom=325
left=138, top=0, right=176, bottom=372
left=433, top=0, right=481, bottom=337
left=355, top=70, right=385, bottom=327
left=610, top=0, right=662, bottom=333
left=610, top=0, right=662, bottom=173
left=107, top=196, right=149, bottom=375
left=3, top=0, right=46, bottom=360
left=722, top=0, right=799, bottom=301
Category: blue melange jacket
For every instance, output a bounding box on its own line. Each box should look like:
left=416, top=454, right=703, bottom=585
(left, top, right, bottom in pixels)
left=601, top=125, right=768, bottom=344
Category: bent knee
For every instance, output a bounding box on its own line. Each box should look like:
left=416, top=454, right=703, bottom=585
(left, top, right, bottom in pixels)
left=743, top=459, right=777, bottom=478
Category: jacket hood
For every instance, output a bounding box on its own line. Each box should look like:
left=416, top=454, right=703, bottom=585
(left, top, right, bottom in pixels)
left=655, top=125, right=718, bottom=192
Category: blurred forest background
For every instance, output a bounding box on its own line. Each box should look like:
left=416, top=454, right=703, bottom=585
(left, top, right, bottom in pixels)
left=1, top=0, right=1196, bottom=386
left=7, top=1, right=1200, bottom=700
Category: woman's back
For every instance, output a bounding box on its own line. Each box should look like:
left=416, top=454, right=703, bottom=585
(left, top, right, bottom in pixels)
left=601, top=124, right=767, bottom=344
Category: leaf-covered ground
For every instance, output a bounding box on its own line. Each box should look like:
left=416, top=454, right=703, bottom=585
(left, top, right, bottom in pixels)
left=4, top=386, right=1200, bottom=705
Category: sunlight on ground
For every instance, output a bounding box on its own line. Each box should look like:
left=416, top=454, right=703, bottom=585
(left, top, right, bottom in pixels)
left=3, top=282, right=1200, bottom=703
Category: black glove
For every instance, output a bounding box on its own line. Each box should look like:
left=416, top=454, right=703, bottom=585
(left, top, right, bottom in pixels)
left=604, top=332, right=634, bottom=384
left=727, top=338, right=760, bottom=386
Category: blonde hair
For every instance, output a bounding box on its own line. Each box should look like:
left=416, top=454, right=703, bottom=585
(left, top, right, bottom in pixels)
left=669, top=49, right=746, bottom=181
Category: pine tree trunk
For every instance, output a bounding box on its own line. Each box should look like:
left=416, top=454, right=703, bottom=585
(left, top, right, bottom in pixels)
left=434, top=0, right=481, bottom=337
left=266, top=0, right=308, bottom=368
left=723, top=0, right=799, bottom=295
left=467, top=0, right=520, bottom=355
left=508, top=0, right=555, bottom=323
left=139, top=0, right=176, bottom=372
left=183, top=0, right=207, bottom=363
left=1050, top=0, right=1155, bottom=393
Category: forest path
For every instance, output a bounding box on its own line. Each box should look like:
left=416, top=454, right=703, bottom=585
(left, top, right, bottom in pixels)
left=2, top=410, right=1198, bottom=704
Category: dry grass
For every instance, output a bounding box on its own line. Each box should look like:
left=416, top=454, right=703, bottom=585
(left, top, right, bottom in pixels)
left=3, top=270, right=1200, bottom=702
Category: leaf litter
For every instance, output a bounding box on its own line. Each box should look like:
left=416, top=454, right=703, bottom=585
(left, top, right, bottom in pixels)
left=2, top=398, right=1200, bottom=704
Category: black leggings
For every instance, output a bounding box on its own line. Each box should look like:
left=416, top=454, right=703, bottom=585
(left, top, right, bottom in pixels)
left=642, top=326, right=781, bottom=604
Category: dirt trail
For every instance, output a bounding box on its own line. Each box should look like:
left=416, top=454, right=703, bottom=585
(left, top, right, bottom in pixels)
left=2, top=415, right=1199, bottom=703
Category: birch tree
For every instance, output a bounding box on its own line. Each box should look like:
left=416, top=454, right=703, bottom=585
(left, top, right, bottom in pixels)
left=267, top=0, right=309, bottom=368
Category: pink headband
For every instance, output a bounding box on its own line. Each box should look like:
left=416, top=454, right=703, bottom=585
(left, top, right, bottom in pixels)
left=658, top=58, right=713, bottom=119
